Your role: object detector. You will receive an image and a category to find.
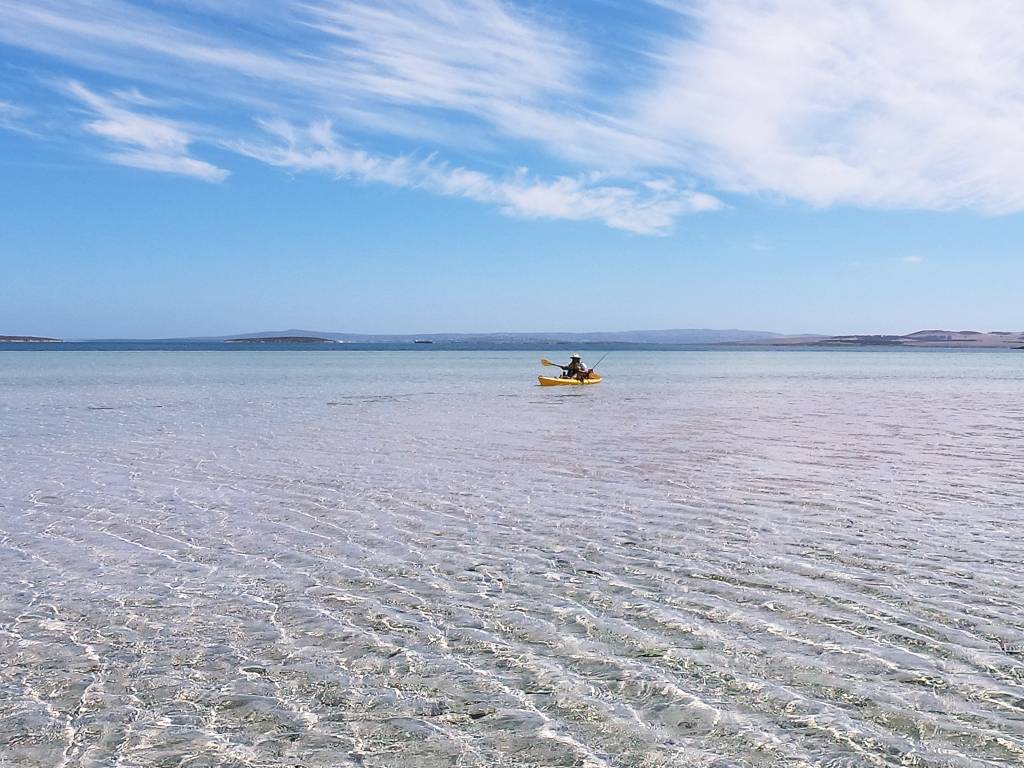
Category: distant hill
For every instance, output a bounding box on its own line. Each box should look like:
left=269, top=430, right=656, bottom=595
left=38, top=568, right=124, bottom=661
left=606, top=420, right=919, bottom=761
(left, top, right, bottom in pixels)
left=171, top=328, right=783, bottom=345
left=71, top=328, right=1024, bottom=348
left=0, top=335, right=62, bottom=343
left=771, top=330, right=1024, bottom=348
left=225, top=336, right=337, bottom=344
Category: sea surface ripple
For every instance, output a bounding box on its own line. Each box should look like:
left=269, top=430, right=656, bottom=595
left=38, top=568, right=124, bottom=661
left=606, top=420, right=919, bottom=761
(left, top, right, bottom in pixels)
left=1, top=350, right=1022, bottom=767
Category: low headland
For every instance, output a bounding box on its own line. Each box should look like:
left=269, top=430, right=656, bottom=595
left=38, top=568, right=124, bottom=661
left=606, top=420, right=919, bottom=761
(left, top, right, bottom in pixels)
left=0, top=335, right=62, bottom=343
left=767, top=330, right=1024, bottom=349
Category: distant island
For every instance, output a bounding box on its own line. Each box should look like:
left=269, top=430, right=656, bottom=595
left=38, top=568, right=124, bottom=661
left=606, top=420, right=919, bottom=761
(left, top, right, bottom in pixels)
left=214, top=328, right=1024, bottom=348
left=7, top=328, right=1024, bottom=348
left=225, top=336, right=337, bottom=344
left=178, top=328, right=785, bottom=345
left=0, top=335, right=62, bottom=343
left=769, top=330, right=1024, bottom=348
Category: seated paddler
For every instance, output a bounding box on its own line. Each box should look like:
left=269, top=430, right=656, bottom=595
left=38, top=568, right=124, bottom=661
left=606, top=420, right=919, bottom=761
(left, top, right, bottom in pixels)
left=560, top=353, right=590, bottom=380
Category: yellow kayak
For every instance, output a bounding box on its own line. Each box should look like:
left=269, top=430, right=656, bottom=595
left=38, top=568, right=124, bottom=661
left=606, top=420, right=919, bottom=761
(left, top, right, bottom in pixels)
left=538, top=372, right=603, bottom=386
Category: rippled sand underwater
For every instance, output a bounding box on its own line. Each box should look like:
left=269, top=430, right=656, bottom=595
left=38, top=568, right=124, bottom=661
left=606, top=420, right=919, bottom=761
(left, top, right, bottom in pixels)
left=1, top=350, right=1022, bottom=767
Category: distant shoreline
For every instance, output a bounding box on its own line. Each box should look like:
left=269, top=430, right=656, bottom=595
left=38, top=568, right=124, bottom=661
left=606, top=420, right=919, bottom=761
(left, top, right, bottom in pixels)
left=225, top=336, right=337, bottom=344
left=761, top=330, right=1024, bottom=349
left=3, top=328, right=1022, bottom=349
left=0, top=335, right=62, bottom=343
left=2, top=341, right=1022, bottom=352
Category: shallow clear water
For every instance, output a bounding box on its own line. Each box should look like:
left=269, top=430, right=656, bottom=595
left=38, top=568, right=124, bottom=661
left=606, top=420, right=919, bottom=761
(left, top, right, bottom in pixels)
left=1, top=350, right=1022, bottom=767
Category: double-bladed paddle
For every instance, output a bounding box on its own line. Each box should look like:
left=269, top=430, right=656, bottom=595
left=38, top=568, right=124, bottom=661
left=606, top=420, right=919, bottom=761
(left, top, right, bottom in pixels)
left=540, top=352, right=610, bottom=371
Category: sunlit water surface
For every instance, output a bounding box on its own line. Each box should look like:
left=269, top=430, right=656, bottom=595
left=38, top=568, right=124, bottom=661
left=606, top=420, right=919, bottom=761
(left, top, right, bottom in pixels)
left=1, top=350, right=1022, bottom=767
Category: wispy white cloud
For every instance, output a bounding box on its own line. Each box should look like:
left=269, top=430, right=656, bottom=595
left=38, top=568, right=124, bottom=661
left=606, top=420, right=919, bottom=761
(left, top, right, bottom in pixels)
left=110, top=87, right=164, bottom=108
left=0, top=0, right=690, bottom=229
left=64, top=82, right=228, bottom=182
left=637, top=0, right=1024, bottom=212
left=5, top=0, right=1024, bottom=226
left=236, top=120, right=719, bottom=234
left=297, top=0, right=670, bottom=169
left=0, top=100, right=26, bottom=118
left=0, top=0, right=589, bottom=146
left=903, top=255, right=925, bottom=264
left=0, top=99, right=34, bottom=135
left=304, top=0, right=578, bottom=108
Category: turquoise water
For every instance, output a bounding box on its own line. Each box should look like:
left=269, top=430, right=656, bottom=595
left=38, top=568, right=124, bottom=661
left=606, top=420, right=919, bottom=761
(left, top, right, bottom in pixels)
left=1, top=350, right=1022, bottom=767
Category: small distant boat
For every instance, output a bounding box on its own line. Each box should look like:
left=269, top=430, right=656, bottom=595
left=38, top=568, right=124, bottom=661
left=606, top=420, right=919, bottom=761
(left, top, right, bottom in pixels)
left=414, top=339, right=434, bottom=344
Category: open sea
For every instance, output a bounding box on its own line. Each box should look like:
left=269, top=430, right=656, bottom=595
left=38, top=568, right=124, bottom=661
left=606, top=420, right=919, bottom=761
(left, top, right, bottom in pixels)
left=1, top=348, right=1022, bottom=767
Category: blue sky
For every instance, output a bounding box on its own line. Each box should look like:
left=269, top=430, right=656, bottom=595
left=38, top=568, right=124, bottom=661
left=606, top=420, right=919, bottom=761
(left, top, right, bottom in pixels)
left=1, top=0, right=1023, bottom=338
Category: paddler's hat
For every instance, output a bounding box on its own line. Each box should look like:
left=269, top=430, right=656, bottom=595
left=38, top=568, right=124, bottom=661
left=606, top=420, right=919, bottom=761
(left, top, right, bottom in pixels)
left=570, top=353, right=581, bottom=359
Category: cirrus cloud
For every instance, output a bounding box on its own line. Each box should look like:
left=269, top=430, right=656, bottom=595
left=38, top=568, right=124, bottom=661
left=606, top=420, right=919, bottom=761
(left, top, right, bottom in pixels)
left=638, top=0, right=1024, bottom=212
left=3, top=0, right=1024, bottom=228
left=235, top=120, right=720, bottom=234
left=64, top=81, right=228, bottom=182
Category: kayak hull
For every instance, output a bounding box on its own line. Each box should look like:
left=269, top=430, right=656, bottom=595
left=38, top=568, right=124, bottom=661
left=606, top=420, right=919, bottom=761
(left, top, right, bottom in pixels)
left=538, top=373, right=603, bottom=386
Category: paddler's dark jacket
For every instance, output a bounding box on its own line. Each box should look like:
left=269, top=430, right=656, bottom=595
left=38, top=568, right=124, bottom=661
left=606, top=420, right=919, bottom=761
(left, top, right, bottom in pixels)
left=563, top=359, right=587, bottom=376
